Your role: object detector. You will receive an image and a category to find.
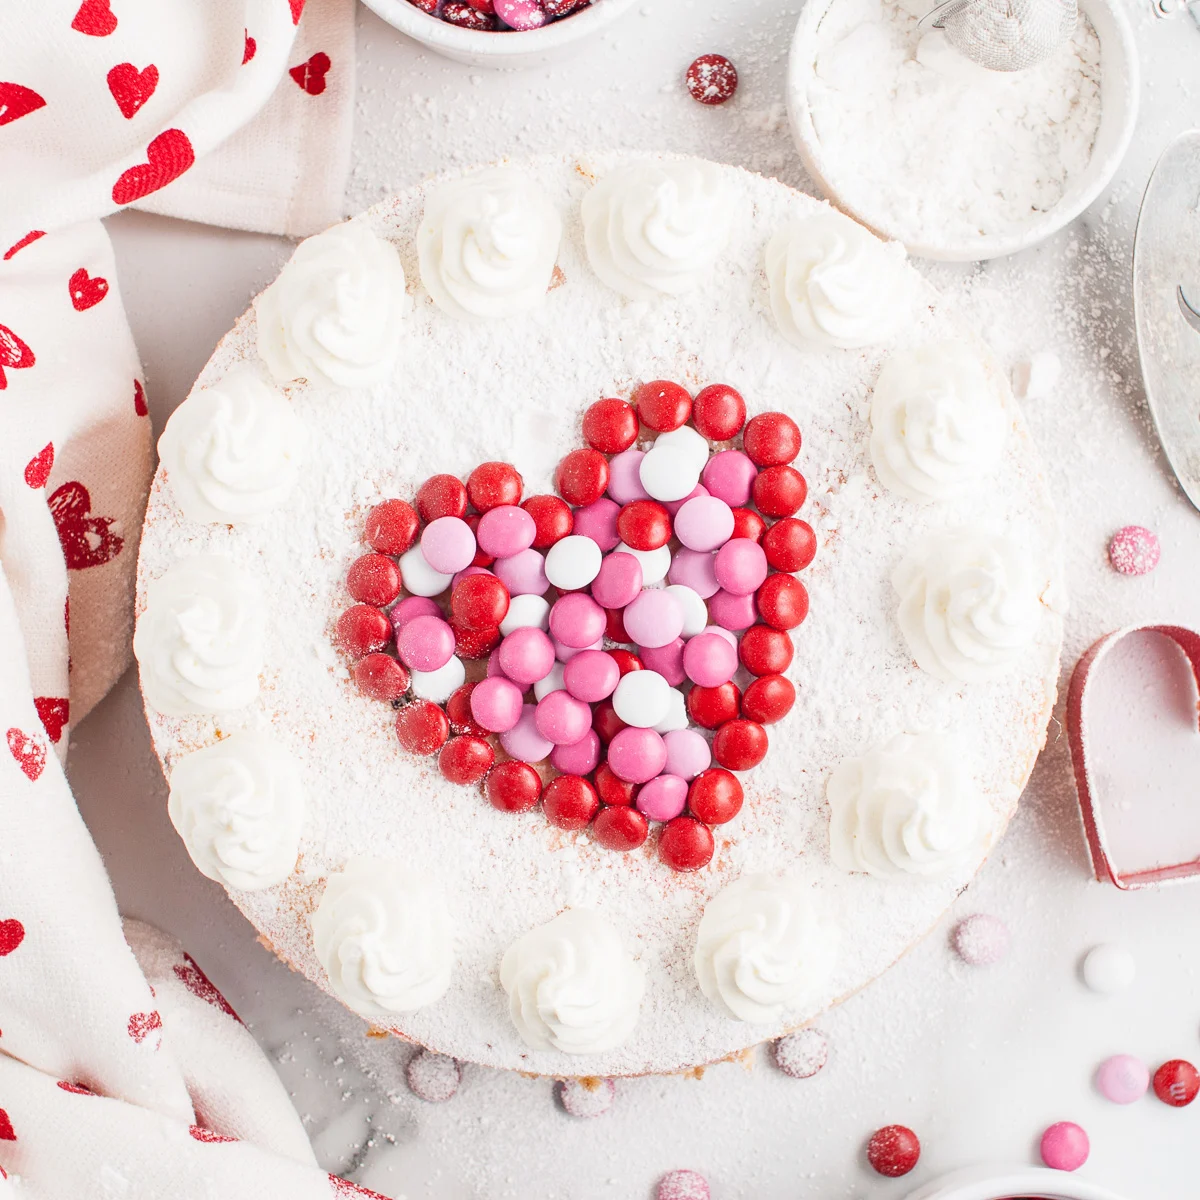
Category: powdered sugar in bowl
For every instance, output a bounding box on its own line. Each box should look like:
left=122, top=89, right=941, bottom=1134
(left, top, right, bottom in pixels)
left=786, top=0, right=1139, bottom=261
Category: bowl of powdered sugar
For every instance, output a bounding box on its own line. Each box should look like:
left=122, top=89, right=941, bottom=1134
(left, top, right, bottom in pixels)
left=786, top=0, right=1139, bottom=260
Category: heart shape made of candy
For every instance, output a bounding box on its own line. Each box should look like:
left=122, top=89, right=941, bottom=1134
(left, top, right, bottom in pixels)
left=333, top=382, right=816, bottom=873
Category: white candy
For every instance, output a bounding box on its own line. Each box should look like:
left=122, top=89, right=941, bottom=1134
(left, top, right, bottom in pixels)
left=545, top=535, right=602, bottom=590
left=399, top=546, right=453, bottom=598
left=410, top=656, right=465, bottom=703
left=1082, top=943, right=1136, bottom=995
left=534, top=661, right=566, bottom=700
left=704, top=624, right=738, bottom=650
left=666, top=585, right=708, bottom=637
left=614, top=542, right=671, bottom=586
left=500, top=593, right=550, bottom=636
left=639, top=443, right=701, bottom=502
left=654, top=425, right=710, bottom=475
left=612, top=669, right=671, bottom=728
left=653, top=687, right=689, bottom=734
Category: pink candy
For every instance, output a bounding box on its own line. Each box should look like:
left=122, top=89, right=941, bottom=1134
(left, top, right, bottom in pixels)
left=549, top=593, right=606, bottom=648
left=683, top=630, right=737, bottom=687
left=572, top=498, right=621, bottom=551
left=535, top=691, right=592, bottom=745
left=476, top=504, right=536, bottom=558
left=623, top=589, right=685, bottom=648
left=421, top=515, right=476, bottom=574
left=708, top=588, right=757, bottom=631
left=591, top=551, right=643, bottom=609
left=607, top=449, right=650, bottom=504
left=397, top=614, right=455, bottom=672
left=1040, top=1122, right=1089, bottom=1171
left=674, top=494, right=734, bottom=551
left=499, top=704, right=554, bottom=763
left=607, top=726, right=667, bottom=783
left=657, top=1170, right=710, bottom=1200
left=714, top=537, right=768, bottom=595
left=1108, top=525, right=1160, bottom=576
left=637, top=773, right=688, bottom=821
left=1096, top=1055, right=1149, bottom=1105
left=550, top=728, right=601, bottom=775
left=494, top=0, right=547, bottom=29
left=639, top=638, right=686, bottom=686
left=663, top=728, right=711, bottom=779
left=470, top=676, right=524, bottom=733
left=702, top=449, right=757, bottom=506
left=563, top=650, right=620, bottom=702
left=668, top=547, right=719, bottom=598
left=390, top=595, right=440, bottom=636
left=493, top=548, right=548, bottom=596
left=498, top=626, right=555, bottom=685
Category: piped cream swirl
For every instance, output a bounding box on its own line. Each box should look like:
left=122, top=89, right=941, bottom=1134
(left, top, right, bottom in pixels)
left=693, top=874, right=837, bottom=1024
left=158, top=364, right=309, bottom=524
left=167, top=732, right=304, bottom=891
left=827, top=732, right=992, bottom=880
left=870, top=341, right=1008, bottom=502
left=418, top=167, right=562, bottom=320
left=255, top=221, right=410, bottom=390
left=311, top=857, right=455, bottom=1019
left=765, top=212, right=912, bottom=349
left=134, top=556, right=265, bottom=716
left=500, top=909, right=644, bottom=1054
left=581, top=161, right=736, bottom=300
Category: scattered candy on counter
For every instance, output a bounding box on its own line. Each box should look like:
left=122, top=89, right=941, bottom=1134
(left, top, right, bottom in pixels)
left=405, top=0, right=591, bottom=32
left=772, top=1028, right=827, bottom=1079
left=1081, top=943, right=1136, bottom=994
left=1040, top=1121, right=1089, bottom=1172
left=685, top=54, right=738, bottom=106
left=951, top=913, right=1010, bottom=966
left=405, top=1049, right=461, bottom=1102
left=657, top=1169, right=710, bottom=1200
left=1152, top=1059, right=1199, bottom=1108
left=558, top=1076, right=616, bottom=1118
left=866, top=1125, right=920, bottom=1178
left=335, top=383, right=814, bottom=873
left=1095, top=1054, right=1150, bottom=1105
left=1107, top=525, right=1160, bottom=576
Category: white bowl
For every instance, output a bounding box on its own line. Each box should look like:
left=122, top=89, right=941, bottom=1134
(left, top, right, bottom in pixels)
left=904, top=1165, right=1130, bottom=1200
left=359, top=0, right=640, bottom=68
left=785, top=0, right=1140, bottom=261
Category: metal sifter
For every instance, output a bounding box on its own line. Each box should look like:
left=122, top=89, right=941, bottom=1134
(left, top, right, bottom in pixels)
left=918, top=0, right=1078, bottom=71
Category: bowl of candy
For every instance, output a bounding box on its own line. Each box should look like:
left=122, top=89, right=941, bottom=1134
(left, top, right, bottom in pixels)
left=905, top=1166, right=1130, bottom=1200
left=359, top=0, right=640, bottom=68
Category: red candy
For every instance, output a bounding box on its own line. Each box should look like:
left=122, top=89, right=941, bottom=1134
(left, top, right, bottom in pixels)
left=763, top=518, right=817, bottom=571
left=583, top=397, right=639, bottom=454
left=542, top=775, right=600, bottom=830
left=485, top=761, right=542, bottom=813
left=692, top=383, right=746, bottom=441
left=741, top=674, right=795, bottom=724
left=446, top=683, right=488, bottom=736
left=617, top=500, right=672, bottom=551
left=365, top=498, right=418, bottom=556
left=730, top=507, right=766, bottom=544
left=395, top=700, right=449, bottom=756
left=712, top=719, right=768, bottom=771
left=1153, top=1060, right=1199, bottom=1107
left=416, top=474, right=468, bottom=522
left=686, top=681, right=740, bottom=730
left=743, top=412, right=801, bottom=467
left=739, top=624, right=793, bottom=675
left=659, top=816, right=715, bottom=872
left=605, top=607, right=631, bottom=644
left=607, top=648, right=643, bottom=676
left=591, top=698, right=626, bottom=744
left=687, top=769, right=743, bottom=825
left=346, top=553, right=401, bottom=607
left=635, top=380, right=692, bottom=432
left=451, top=573, right=510, bottom=629
left=439, top=735, right=494, bottom=785
left=352, top=653, right=410, bottom=702
left=757, top=574, right=809, bottom=630
left=867, top=1126, right=920, bottom=1178
left=556, top=448, right=610, bottom=507
left=522, top=493, right=573, bottom=549
left=336, top=605, right=392, bottom=659
left=752, top=466, right=807, bottom=518
left=463, top=512, right=495, bottom=567
left=594, top=762, right=638, bottom=806
left=593, top=805, right=650, bottom=851
left=685, top=54, right=738, bottom=106
left=449, top=621, right=501, bottom=660
left=467, top=462, right=522, bottom=512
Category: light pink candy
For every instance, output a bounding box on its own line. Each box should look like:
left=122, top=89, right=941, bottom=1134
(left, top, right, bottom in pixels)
left=494, top=0, right=547, bottom=29
left=1095, top=1055, right=1149, bottom=1105
left=476, top=505, right=536, bottom=558
left=607, top=449, right=650, bottom=504
left=451, top=565, right=493, bottom=590
left=714, top=538, right=768, bottom=595
left=397, top=614, right=455, bottom=672
left=420, top=516, right=476, bottom=575
left=701, top=449, right=757, bottom=507
left=708, top=588, right=757, bottom=631
left=500, top=705, right=554, bottom=764
left=683, top=631, right=738, bottom=687
left=674, top=495, right=735, bottom=552
left=639, top=638, right=686, bottom=686
left=550, top=729, right=601, bottom=775
left=470, top=676, right=524, bottom=733
left=668, top=548, right=719, bottom=598
left=663, top=729, right=711, bottom=780
left=572, top=498, right=621, bottom=552
left=607, top=727, right=667, bottom=784
left=591, top=551, right=643, bottom=609
left=664, top=484, right=708, bottom=518
left=563, top=650, right=620, bottom=702
left=535, top=691, right=593, bottom=746
left=549, top=593, right=606, bottom=649
left=493, top=548, right=548, bottom=597
left=1108, top=525, right=1160, bottom=576
left=657, top=1169, right=710, bottom=1200
left=636, top=774, right=688, bottom=821
left=623, top=589, right=684, bottom=648
left=498, top=626, right=555, bottom=685
left=555, top=635, right=602, bottom=663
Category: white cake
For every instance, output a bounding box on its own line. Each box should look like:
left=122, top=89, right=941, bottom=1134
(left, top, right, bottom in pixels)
left=135, top=153, right=1064, bottom=1077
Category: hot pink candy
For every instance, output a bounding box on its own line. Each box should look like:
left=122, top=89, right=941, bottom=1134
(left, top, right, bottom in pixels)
left=591, top=551, right=643, bottom=609
left=550, top=729, right=601, bottom=775
left=476, top=505, right=536, bottom=558
left=683, top=631, right=738, bottom=687
left=1040, top=1122, right=1089, bottom=1171
left=549, top=593, right=607, bottom=648
left=708, top=588, right=757, bottom=631
left=470, top=676, right=524, bottom=733
left=397, top=614, right=455, bottom=672
left=563, top=649, right=620, bottom=702
left=572, top=498, right=621, bottom=551
left=701, top=449, right=757, bottom=506
left=390, top=595, right=440, bottom=636
left=494, top=0, right=548, bottom=29
left=607, top=726, right=667, bottom=783
left=714, top=537, right=768, bottom=595
left=498, top=626, right=556, bottom=685
left=636, top=774, right=688, bottom=821
left=639, top=638, right=686, bottom=686
left=535, top=691, right=593, bottom=746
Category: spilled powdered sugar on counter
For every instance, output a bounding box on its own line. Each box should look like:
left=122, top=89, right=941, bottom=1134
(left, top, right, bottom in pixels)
left=805, top=0, right=1103, bottom=243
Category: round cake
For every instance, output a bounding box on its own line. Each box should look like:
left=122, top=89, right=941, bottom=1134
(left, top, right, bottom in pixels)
left=134, top=153, right=1065, bottom=1077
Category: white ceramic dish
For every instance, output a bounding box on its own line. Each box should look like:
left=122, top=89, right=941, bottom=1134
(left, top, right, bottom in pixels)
left=905, top=1165, right=1131, bottom=1200
left=785, top=0, right=1140, bottom=261
left=359, top=0, right=639, bottom=68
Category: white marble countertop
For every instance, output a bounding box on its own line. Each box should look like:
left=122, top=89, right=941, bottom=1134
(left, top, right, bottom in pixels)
left=70, top=1, right=1200, bottom=1196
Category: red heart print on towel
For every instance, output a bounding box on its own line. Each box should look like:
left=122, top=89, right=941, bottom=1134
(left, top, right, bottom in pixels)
left=0, top=82, right=46, bottom=128
left=0, top=1110, right=14, bottom=1141
left=127, top=1010, right=162, bottom=1045
left=290, top=0, right=305, bottom=23
left=189, top=1125, right=237, bottom=1144
left=0, top=324, right=35, bottom=390
left=69, top=268, right=108, bottom=311
left=174, top=954, right=241, bottom=1022
left=329, top=1176, right=390, bottom=1200
left=243, top=30, right=257, bottom=64
left=34, top=698, right=69, bottom=744
left=0, top=920, right=25, bottom=957
left=111, top=129, right=195, bottom=205
left=107, top=62, right=158, bottom=119
left=134, top=378, right=148, bottom=415
left=24, top=443, right=54, bottom=489
left=7, top=728, right=46, bottom=781
left=49, top=481, right=123, bottom=569
left=3, top=231, right=44, bottom=261
left=71, top=0, right=117, bottom=36
left=290, top=52, right=330, bottom=96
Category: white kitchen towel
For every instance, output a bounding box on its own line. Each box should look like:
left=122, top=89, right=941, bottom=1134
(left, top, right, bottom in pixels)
left=0, top=1, right=382, bottom=1196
